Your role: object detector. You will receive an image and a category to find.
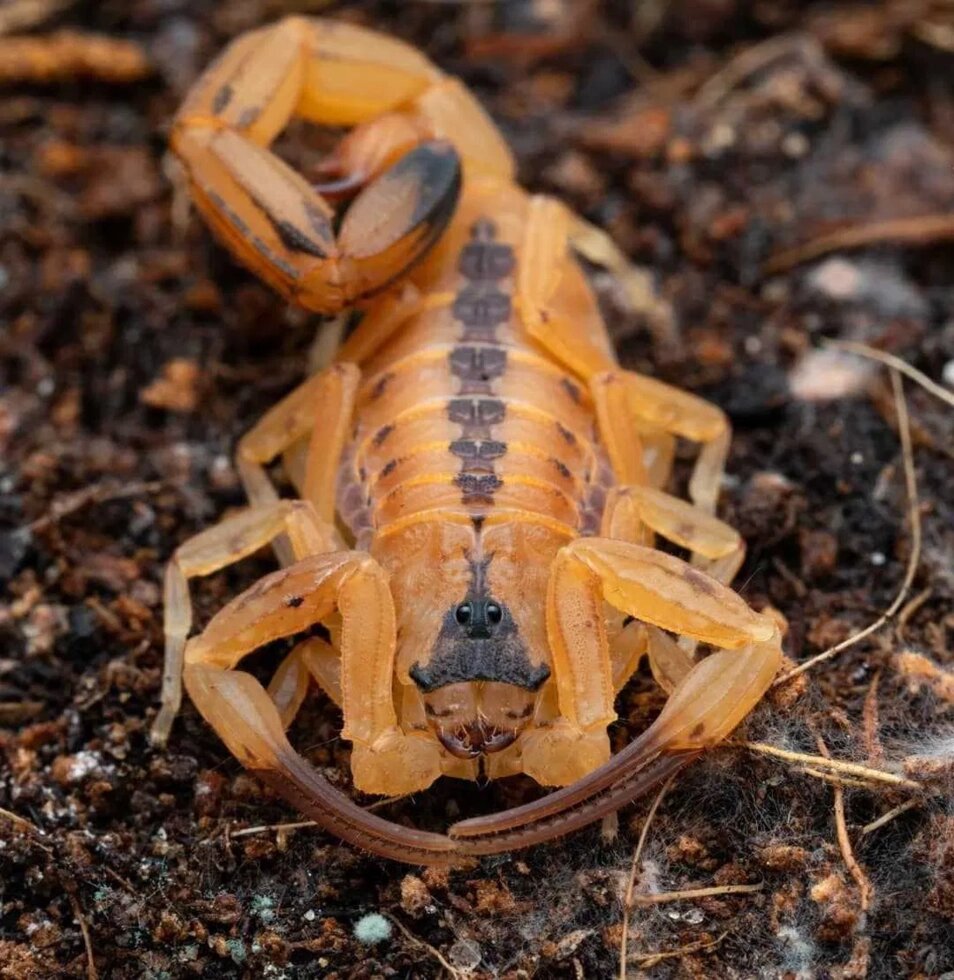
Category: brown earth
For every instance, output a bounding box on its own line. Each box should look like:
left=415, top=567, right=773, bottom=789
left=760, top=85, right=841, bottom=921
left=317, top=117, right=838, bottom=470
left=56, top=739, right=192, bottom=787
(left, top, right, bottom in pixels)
left=1, top=1, right=953, bottom=977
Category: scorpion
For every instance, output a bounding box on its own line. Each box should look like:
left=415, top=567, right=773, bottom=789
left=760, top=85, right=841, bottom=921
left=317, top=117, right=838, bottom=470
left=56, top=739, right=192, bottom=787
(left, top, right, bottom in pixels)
left=152, top=16, right=783, bottom=864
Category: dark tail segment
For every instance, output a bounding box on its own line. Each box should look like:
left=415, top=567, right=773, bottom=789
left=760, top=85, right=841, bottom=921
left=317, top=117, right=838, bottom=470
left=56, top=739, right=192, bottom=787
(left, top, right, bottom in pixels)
left=253, top=739, right=698, bottom=865
left=448, top=743, right=701, bottom=854
left=251, top=750, right=460, bottom=866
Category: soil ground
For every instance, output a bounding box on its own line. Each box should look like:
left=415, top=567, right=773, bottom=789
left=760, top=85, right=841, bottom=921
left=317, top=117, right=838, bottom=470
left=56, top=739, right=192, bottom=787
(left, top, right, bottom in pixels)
left=1, top=1, right=953, bottom=978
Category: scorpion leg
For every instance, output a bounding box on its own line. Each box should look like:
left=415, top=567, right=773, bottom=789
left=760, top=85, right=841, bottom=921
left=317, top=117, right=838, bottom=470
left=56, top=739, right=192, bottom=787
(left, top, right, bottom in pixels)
left=172, top=18, right=461, bottom=312
left=152, top=500, right=336, bottom=745
left=602, top=485, right=745, bottom=584
left=267, top=636, right=341, bottom=730
left=514, top=198, right=727, bottom=509
left=450, top=539, right=781, bottom=852
left=236, top=362, right=360, bottom=521
left=177, top=545, right=444, bottom=797
left=161, top=526, right=452, bottom=861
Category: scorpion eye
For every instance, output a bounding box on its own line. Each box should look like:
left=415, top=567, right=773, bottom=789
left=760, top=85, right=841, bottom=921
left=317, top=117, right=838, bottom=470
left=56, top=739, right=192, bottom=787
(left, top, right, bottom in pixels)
left=455, top=602, right=473, bottom=626
left=486, top=602, right=503, bottom=625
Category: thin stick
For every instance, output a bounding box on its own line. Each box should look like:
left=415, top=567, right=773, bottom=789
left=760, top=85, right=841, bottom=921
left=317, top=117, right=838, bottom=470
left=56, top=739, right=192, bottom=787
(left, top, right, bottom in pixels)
left=776, top=369, right=921, bottom=685
left=630, top=931, right=729, bottom=967
left=27, top=480, right=162, bottom=532
left=823, top=340, right=954, bottom=409
left=229, top=793, right=408, bottom=839
left=386, top=914, right=463, bottom=979
left=739, top=741, right=922, bottom=790
left=69, top=893, right=98, bottom=980
left=0, top=0, right=72, bottom=35
left=630, top=882, right=763, bottom=905
left=619, top=772, right=677, bottom=980
left=896, top=587, right=932, bottom=638
left=817, top=735, right=873, bottom=915
left=798, top=767, right=883, bottom=790
left=763, top=213, right=954, bottom=275
left=231, top=820, right=317, bottom=839
left=862, top=672, right=884, bottom=764
left=861, top=798, right=922, bottom=835
left=695, top=34, right=817, bottom=110
left=0, top=805, right=41, bottom=835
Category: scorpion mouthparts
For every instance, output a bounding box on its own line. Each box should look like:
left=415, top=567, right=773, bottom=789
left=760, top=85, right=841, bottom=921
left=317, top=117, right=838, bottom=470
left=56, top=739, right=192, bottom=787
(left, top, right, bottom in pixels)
left=436, top=721, right=518, bottom=759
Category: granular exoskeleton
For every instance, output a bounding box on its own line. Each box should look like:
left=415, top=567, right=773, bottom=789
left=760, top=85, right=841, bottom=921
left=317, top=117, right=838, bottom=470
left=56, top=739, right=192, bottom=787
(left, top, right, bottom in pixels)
left=152, top=16, right=783, bottom=864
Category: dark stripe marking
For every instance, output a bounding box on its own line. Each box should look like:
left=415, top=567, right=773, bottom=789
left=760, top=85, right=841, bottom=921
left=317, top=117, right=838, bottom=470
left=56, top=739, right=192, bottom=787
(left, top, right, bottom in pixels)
left=455, top=472, right=503, bottom=504
left=370, top=373, right=393, bottom=401
left=272, top=219, right=329, bottom=258
left=447, top=219, right=514, bottom=511
left=561, top=377, right=582, bottom=404
left=373, top=424, right=394, bottom=446
left=212, top=84, right=233, bottom=114
left=452, top=286, right=511, bottom=327
left=458, top=241, right=515, bottom=281
left=556, top=422, right=577, bottom=445
left=450, top=439, right=507, bottom=461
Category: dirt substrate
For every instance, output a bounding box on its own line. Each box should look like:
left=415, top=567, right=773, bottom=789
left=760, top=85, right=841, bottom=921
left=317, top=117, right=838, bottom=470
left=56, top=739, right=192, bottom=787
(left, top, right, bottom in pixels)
left=1, top=2, right=953, bottom=977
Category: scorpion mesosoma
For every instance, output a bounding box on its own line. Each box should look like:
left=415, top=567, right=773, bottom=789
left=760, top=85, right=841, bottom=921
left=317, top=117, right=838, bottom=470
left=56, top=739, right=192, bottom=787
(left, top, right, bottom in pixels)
left=152, top=17, right=783, bottom=864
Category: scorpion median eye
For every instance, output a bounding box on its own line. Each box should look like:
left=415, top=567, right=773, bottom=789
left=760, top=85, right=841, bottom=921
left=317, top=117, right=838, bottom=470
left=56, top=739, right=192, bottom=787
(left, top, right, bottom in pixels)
left=455, top=603, right=472, bottom=625
left=486, top=602, right=502, bottom=625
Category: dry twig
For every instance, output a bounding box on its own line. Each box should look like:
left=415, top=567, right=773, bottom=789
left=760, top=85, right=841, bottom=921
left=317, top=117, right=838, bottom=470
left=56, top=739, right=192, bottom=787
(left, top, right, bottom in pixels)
left=386, top=914, right=463, bottom=979
left=619, top=772, right=676, bottom=979
left=0, top=30, right=151, bottom=84
left=776, top=368, right=921, bottom=685
left=739, top=741, right=921, bottom=790
left=630, top=931, right=729, bottom=968
left=764, top=213, right=954, bottom=275
left=0, top=805, right=41, bottom=835
left=823, top=340, right=954, bottom=410
left=27, top=480, right=163, bottom=532
left=817, top=734, right=873, bottom=916
left=0, top=0, right=72, bottom=35
left=630, top=882, right=763, bottom=905
left=69, top=892, right=98, bottom=980
left=861, top=798, right=922, bottom=836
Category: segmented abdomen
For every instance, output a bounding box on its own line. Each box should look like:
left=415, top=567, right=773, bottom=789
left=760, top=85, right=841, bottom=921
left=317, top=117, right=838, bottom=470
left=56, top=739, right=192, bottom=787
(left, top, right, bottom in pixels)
left=337, top=207, right=613, bottom=546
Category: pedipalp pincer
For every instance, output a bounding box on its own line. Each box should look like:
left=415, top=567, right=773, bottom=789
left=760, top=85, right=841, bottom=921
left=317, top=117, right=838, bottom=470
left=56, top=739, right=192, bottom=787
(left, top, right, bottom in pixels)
left=155, top=16, right=783, bottom=865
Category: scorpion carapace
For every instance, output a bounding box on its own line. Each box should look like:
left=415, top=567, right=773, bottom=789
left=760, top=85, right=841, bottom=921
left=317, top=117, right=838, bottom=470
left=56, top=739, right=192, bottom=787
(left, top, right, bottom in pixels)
left=154, top=16, right=783, bottom=864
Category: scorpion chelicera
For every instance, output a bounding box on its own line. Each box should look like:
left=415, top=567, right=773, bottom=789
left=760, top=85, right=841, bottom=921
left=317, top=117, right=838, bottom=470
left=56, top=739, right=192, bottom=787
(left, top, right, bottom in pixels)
left=151, top=17, right=783, bottom=864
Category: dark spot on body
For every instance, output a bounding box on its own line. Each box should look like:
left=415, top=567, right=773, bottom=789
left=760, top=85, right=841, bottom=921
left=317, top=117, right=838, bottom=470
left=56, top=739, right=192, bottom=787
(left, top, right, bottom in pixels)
left=472, top=514, right=486, bottom=531
left=449, top=346, right=507, bottom=384
left=370, top=373, right=393, bottom=401
left=212, top=84, right=233, bottom=114
left=373, top=424, right=394, bottom=446
left=561, top=377, right=582, bottom=403
left=471, top=218, right=496, bottom=240
left=458, top=242, right=515, bottom=281
left=684, top=566, right=718, bottom=596
left=380, top=459, right=398, bottom=478
left=447, top=397, right=506, bottom=428
left=556, top=422, right=577, bottom=445
left=285, top=595, right=304, bottom=608
left=455, top=472, right=503, bottom=503
left=550, top=458, right=571, bottom=479
left=272, top=218, right=329, bottom=258
left=450, top=439, right=507, bottom=460
left=237, top=106, right=260, bottom=129
left=453, top=286, right=511, bottom=329
left=690, top=722, right=705, bottom=738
